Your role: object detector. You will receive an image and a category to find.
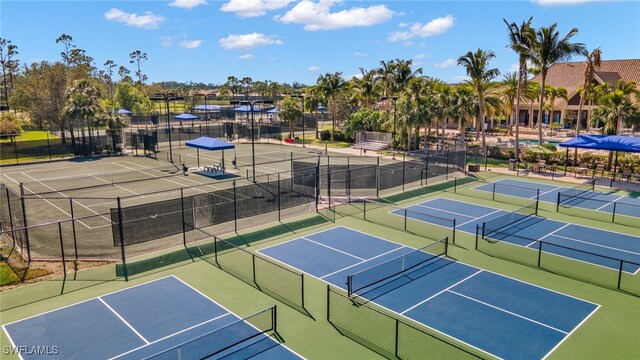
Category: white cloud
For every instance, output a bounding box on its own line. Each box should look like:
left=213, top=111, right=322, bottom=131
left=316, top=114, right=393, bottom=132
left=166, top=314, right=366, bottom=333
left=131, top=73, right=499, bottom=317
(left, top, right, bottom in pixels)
left=276, top=0, right=394, bottom=31
left=239, top=54, right=255, bottom=59
left=169, top=0, right=208, bottom=9
left=453, top=75, right=469, bottom=82
left=218, top=32, right=283, bottom=50
left=354, top=51, right=367, bottom=57
left=433, top=58, right=456, bottom=69
left=309, top=65, right=321, bottom=71
left=532, top=0, right=598, bottom=5
left=388, top=15, right=454, bottom=42
left=221, top=0, right=295, bottom=18
left=160, top=36, right=175, bottom=47
left=508, top=63, right=519, bottom=72
left=413, top=53, right=427, bottom=60
left=179, top=40, right=203, bottom=49
left=104, top=8, right=165, bottom=29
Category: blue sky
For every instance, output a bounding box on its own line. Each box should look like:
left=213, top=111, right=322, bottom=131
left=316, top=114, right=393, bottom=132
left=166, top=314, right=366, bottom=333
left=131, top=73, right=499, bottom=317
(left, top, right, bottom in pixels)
left=2, top=0, right=639, bottom=85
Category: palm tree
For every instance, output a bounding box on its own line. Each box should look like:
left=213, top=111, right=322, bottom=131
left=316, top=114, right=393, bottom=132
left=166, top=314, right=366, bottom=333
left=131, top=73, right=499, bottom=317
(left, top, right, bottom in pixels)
left=545, top=85, right=568, bottom=125
left=315, top=72, right=347, bottom=139
left=457, top=48, right=501, bottom=147
left=592, top=89, right=639, bottom=168
left=576, top=48, right=601, bottom=136
left=351, top=68, right=382, bottom=108
left=526, top=23, right=587, bottom=144
left=66, top=79, right=101, bottom=153
left=392, top=59, right=422, bottom=149
left=504, top=17, right=534, bottom=161
left=500, top=72, right=518, bottom=136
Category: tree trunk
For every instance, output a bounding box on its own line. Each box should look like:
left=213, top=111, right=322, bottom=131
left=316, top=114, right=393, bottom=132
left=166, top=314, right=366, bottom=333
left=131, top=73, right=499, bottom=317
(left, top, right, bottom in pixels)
left=479, top=92, right=486, bottom=147
left=537, top=76, right=546, bottom=144
left=514, top=66, right=523, bottom=161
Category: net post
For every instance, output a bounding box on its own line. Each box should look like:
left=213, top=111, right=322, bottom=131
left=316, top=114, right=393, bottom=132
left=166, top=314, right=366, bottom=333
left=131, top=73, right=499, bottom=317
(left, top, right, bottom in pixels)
left=556, top=192, right=560, bottom=212
left=326, top=285, right=331, bottom=322
left=394, top=318, right=400, bottom=358
left=475, top=225, right=479, bottom=250
left=492, top=183, right=496, bottom=201
left=481, top=222, right=486, bottom=239
left=180, top=188, right=187, bottom=248
left=444, top=236, right=449, bottom=256
left=58, top=222, right=67, bottom=278
left=363, top=200, right=367, bottom=220
left=404, top=209, right=407, bottom=231
left=233, top=181, right=238, bottom=234
left=69, top=199, right=78, bottom=262
left=612, top=202, right=616, bottom=223
left=402, top=153, right=406, bottom=191
left=277, top=173, right=282, bottom=222
left=116, top=197, right=128, bottom=281
left=347, top=276, right=353, bottom=297
left=452, top=218, right=456, bottom=244
left=273, top=305, right=278, bottom=334
left=454, top=177, right=457, bottom=193
left=535, top=189, right=540, bottom=215
left=213, top=236, right=219, bottom=265
left=301, top=274, right=305, bottom=309
left=617, top=260, right=624, bottom=290
left=537, top=241, right=542, bottom=268
left=252, top=254, right=257, bottom=285
left=19, top=183, right=31, bottom=262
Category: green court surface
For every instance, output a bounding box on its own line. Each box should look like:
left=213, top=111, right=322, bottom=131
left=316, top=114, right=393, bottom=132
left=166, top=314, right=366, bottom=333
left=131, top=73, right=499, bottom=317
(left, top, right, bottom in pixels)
left=1, top=172, right=639, bottom=359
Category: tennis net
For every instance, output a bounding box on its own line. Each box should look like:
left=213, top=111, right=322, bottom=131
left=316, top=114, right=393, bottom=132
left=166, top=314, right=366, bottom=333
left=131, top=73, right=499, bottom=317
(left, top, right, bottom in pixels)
left=145, top=306, right=277, bottom=359
left=556, top=179, right=597, bottom=207
left=347, top=237, right=448, bottom=297
left=481, top=201, right=538, bottom=237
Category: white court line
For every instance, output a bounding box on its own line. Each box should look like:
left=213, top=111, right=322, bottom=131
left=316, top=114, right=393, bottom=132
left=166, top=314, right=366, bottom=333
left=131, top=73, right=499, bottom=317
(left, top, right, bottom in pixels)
left=541, top=304, right=601, bottom=360
left=537, top=224, right=572, bottom=242
left=446, top=289, right=568, bottom=334
left=456, top=209, right=504, bottom=227
left=320, top=246, right=407, bottom=279
left=595, top=195, right=624, bottom=211
left=89, top=174, right=141, bottom=197
left=535, top=186, right=563, bottom=199
left=97, top=298, right=150, bottom=344
left=110, top=313, right=232, bottom=359
left=400, top=270, right=483, bottom=315
left=112, top=163, right=207, bottom=194
left=415, top=203, right=476, bottom=219
left=550, top=233, right=640, bottom=256
left=302, top=236, right=366, bottom=261
left=0, top=324, right=23, bottom=360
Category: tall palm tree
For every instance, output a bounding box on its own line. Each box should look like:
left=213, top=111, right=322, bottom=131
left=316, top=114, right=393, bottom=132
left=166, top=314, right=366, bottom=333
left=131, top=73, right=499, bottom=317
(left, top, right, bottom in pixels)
left=392, top=59, right=422, bottom=149
left=500, top=72, right=518, bottom=136
left=315, top=72, right=347, bottom=139
left=351, top=68, right=381, bottom=108
left=66, top=79, right=101, bottom=153
left=457, top=48, right=501, bottom=147
left=576, top=48, right=601, bottom=136
left=592, top=89, right=639, bottom=168
left=526, top=23, right=587, bottom=143
left=504, top=17, right=534, bottom=160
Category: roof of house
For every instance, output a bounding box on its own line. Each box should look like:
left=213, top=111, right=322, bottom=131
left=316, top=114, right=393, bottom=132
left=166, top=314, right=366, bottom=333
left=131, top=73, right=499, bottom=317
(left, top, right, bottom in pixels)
left=530, top=59, right=640, bottom=107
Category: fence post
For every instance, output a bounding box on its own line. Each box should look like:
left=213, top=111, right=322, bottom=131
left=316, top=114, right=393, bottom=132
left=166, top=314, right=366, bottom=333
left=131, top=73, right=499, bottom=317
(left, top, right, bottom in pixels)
left=445, top=152, right=450, bottom=180
left=612, top=202, right=617, bottom=223
left=326, top=285, right=331, bottom=322
left=535, top=189, right=540, bottom=215
left=47, top=132, right=52, bottom=162
left=327, top=172, right=332, bottom=206
left=347, top=169, right=351, bottom=204
left=454, top=177, right=457, bottom=193
left=252, top=254, right=257, bottom=285
left=116, top=197, right=128, bottom=281
left=492, top=183, right=496, bottom=201
left=58, top=222, right=67, bottom=278
left=556, top=192, right=561, bottom=212
left=484, top=146, right=488, bottom=171
left=363, top=200, right=367, bottom=220
left=19, top=184, right=31, bottom=262
left=402, top=153, right=406, bottom=191
left=213, top=236, right=219, bottom=265
left=277, top=173, right=282, bottom=222
left=13, top=139, right=19, bottom=165
left=376, top=157, right=380, bottom=198
left=181, top=188, right=187, bottom=247
left=70, top=199, right=79, bottom=262
left=233, top=181, right=238, bottom=234
left=394, top=318, right=400, bottom=358
left=5, top=187, right=14, bottom=239
left=537, top=241, right=543, bottom=268
left=404, top=209, right=407, bottom=231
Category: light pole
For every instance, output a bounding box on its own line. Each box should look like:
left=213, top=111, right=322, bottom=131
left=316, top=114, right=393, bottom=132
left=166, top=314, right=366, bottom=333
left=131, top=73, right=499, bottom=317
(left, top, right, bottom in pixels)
left=230, top=97, right=273, bottom=182
left=290, top=93, right=305, bottom=147
left=150, top=93, right=183, bottom=163
left=381, top=96, right=398, bottom=150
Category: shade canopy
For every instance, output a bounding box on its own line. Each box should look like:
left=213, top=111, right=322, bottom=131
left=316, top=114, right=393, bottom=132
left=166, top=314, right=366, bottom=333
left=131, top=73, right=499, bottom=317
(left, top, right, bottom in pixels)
left=185, top=137, right=235, bottom=151
left=559, top=135, right=640, bottom=153
left=267, top=108, right=280, bottom=114
left=233, top=105, right=263, bottom=112
left=175, top=113, right=199, bottom=120
left=117, top=108, right=132, bottom=115
left=194, top=104, right=222, bottom=111
left=317, top=106, right=326, bottom=111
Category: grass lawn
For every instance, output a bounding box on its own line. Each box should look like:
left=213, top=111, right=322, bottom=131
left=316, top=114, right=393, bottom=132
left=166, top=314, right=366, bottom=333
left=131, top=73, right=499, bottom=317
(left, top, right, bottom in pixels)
left=0, top=131, right=59, bottom=143
left=0, top=262, right=20, bottom=286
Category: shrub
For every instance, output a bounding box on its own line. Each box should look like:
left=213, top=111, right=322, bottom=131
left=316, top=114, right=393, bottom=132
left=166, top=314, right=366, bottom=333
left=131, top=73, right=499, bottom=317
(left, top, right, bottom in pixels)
left=541, top=143, right=557, bottom=151
left=320, top=130, right=331, bottom=141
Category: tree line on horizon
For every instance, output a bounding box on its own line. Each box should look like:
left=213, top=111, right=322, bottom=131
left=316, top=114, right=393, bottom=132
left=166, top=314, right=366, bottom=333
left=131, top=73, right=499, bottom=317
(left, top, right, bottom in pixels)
left=1, top=19, right=638, bottom=156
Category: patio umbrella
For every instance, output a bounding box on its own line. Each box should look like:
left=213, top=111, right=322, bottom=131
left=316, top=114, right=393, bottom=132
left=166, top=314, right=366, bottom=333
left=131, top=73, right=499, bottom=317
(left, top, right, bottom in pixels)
left=233, top=105, right=263, bottom=112
left=174, top=113, right=199, bottom=120
left=194, top=105, right=222, bottom=111
left=117, top=108, right=132, bottom=115
left=266, top=108, right=280, bottom=114
left=317, top=106, right=326, bottom=111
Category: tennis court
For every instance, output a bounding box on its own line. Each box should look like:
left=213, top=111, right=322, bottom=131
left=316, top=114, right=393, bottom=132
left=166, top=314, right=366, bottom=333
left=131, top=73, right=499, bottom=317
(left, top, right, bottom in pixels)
left=473, top=178, right=640, bottom=218
left=403, top=198, right=640, bottom=272
left=258, top=227, right=598, bottom=360
left=2, top=276, right=300, bottom=360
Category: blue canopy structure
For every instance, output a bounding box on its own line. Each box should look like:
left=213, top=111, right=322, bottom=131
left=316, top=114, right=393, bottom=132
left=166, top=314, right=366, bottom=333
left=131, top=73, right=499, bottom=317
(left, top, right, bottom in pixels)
left=559, top=135, right=640, bottom=153
left=267, top=108, right=280, bottom=114
left=233, top=105, right=263, bottom=112
left=193, top=104, right=222, bottom=111
left=317, top=106, right=326, bottom=111
left=175, top=113, right=199, bottom=120
left=117, top=108, right=132, bottom=115
left=185, top=136, right=235, bottom=171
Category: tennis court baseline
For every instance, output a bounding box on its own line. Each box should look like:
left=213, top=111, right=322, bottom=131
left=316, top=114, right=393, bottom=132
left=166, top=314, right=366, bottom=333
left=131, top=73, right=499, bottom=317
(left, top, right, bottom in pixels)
left=473, top=179, right=640, bottom=218
left=405, top=198, right=640, bottom=272
left=2, top=276, right=300, bottom=360
left=258, top=227, right=598, bottom=360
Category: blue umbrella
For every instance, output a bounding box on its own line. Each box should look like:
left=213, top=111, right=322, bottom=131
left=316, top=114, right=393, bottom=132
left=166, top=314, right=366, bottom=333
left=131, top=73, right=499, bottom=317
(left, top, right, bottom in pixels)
left=233, top=105, right=263, bottom=112
left=117, top=108, right=132, bottom=115
left=175, top=113, right=199, bottom=120
left=267, top=108, right=280, bottom=114
left=317, top=106, right=326, bottom=111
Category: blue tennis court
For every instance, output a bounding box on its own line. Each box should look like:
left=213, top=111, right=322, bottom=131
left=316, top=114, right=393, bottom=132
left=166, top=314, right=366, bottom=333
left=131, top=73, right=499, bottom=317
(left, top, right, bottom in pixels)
left=2, top=276, right=301, bottom=360
left=473, top=179, right=640, bottom=218
left=258, top=227, right=598, bottom=360
left=405, top=198, right=640, bottom=272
